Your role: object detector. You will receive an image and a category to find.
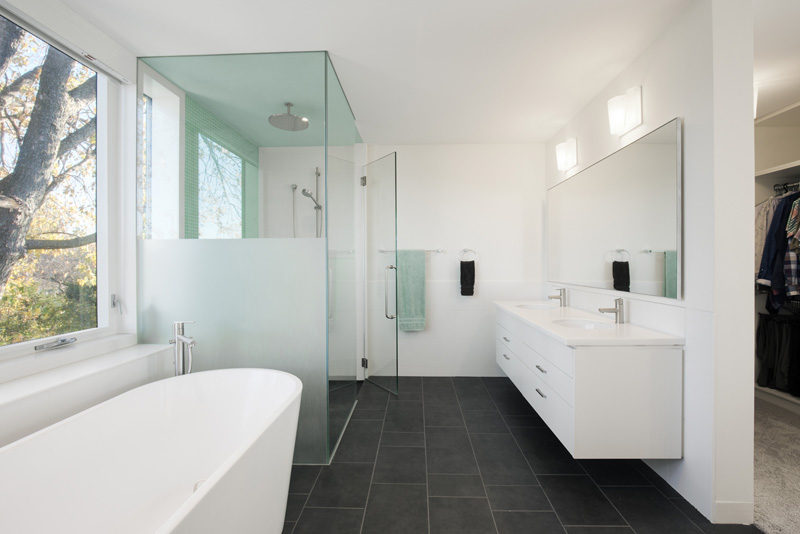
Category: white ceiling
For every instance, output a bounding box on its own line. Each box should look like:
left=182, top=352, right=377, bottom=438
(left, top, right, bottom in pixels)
left=57, top=0, right=699, bottom=144
left=754, top=0, right=800, bottom=119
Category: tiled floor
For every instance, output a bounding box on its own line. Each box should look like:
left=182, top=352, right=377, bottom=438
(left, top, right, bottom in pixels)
left=285, top=377, right=761, bottom=534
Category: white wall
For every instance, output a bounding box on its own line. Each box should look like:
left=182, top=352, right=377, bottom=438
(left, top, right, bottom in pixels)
left=544, top=0, right=753, bottom=523
left=259, top=147, right=324, bottom=238
left=368, top=144, right=545, bottom=376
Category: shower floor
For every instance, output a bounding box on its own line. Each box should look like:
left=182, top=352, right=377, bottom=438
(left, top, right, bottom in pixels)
left=285, top=377, right=760, bottom=534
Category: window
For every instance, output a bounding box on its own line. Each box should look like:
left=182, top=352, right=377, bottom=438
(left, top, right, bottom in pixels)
left=0, top=15, right=98, bottom=347
left=197, top=133, right=242, bottom=239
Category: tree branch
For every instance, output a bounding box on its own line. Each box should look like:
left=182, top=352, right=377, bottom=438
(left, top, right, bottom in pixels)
left=57, top=117, right=96, bottom=158
left=26, top=232, right=96, bottom=250
left=68, top=75, right=96, bottom=103
left=0, top=66, right=40, bottom=104
left=0, top=18, right=23, bottom=75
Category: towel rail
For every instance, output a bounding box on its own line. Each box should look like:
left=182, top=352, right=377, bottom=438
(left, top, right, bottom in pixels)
left=378, top=248, right=446, bottom=254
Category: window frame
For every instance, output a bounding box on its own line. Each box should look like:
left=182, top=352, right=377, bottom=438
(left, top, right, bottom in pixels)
left=0, top=14, right=112, bottom=362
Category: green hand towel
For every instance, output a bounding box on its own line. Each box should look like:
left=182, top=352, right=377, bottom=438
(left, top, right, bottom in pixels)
left=664, top=250, right=678, bottom=298
left=397, top=250, right=426, bottom=332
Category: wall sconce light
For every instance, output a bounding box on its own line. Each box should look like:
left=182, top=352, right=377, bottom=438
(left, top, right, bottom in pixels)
left=607, top=86, right=642, bottom=135
left=555, top=137, right=577, bottom=171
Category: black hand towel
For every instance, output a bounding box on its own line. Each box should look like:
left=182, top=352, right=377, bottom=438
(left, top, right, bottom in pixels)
left=612, top=261, right=630, bottom=292
left=460, top=261, right=475, bottom=296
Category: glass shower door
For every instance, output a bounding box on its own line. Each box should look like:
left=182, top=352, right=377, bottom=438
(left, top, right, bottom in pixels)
left=365, top=152, right=398, bottom=394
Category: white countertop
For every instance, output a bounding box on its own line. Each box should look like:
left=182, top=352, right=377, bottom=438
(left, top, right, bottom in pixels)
left=495, top=300, right=684, bottom=347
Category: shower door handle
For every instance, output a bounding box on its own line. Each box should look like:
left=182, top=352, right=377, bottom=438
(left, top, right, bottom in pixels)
left=384, top=265, right=397, bottom=320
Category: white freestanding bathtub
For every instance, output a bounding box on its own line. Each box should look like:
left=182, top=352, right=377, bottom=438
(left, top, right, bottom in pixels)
left=0, top=368, right=302, bottom=534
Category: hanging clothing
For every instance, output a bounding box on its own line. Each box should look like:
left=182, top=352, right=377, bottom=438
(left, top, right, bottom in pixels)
left=756, top=313, right=800, bottom=394
left=786, top=250, right=800, bottom=297
left=758, top=193, right=800, bottom=312
left=787, top=197, right=800, bottom=252
left=755, top=198, right=779, bottom=274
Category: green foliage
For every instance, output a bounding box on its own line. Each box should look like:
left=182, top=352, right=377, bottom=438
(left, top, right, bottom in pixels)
left=0, top=278, right=96, bottom=345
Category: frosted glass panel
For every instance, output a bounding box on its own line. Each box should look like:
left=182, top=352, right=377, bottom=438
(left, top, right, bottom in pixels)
left=138, top=239, right=327, bottom=463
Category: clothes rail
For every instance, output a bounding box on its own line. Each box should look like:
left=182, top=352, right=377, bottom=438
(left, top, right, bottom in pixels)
left=774, top=181, right=800, bottom=194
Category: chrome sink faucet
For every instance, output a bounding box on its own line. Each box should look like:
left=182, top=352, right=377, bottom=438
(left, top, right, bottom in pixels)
left=548, top=288, right=567, bottom=307
left=599, top=298, right=625, bottom=324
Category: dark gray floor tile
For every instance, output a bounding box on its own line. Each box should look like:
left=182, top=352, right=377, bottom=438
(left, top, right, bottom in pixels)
left=424, top=377, right=459, bottom=404
left=396, top=376, right=423, bottom=401
left=381, top=431, right=424, bottom=447
left=603, top=487, right=700, bottom=533
left=294, top=508, right=363, bottom=534
left=363, top=483, right=428, bottom=533
left=486, top=485, right=551, bottom=511
left=429, top=497, right=496, bottom=534
left=289, top=465, right=321, bottom=493
left=539, top=475, right=626, bottom=526
left=464, top=410, right=508, bottom=433
left=285, top=494, right=307, bottom=522
left=384, top=401, right=424, bottom=432
left=351, top=407, right=386, bottom=421
left=503, top=413, right=546, bottom=428
left=670, top=498, right=763, bottom=533
left=511, top=427, right=583, bottom=474
left=357, top=382, right=390, bottom=409
left=426, top=427, right=479, bottom=474
left=471, top=432, right=537, bottom=485
left=486, top=384, right=536, bottom=415
left=454, top=377, right=496, bottom=410
left=580, top=459, right=650, bottom=486
left=373, top=446, right=427, bottom=483
left=566, top=528, right=634, bottom=533
left=428, top=474, right=486, bottom=497
left=306, top=462, right=373, bottom=508
left=282, top=521, right=295, bottom=534
left=493, top=511, right=564, bottom=533
left=425, top=403, right=465, bottom=427
left=334, top=419, right=382, bottom=463
left=482, top=376, right=514, bottom=390
left=635, top=461, right=682, bottom=499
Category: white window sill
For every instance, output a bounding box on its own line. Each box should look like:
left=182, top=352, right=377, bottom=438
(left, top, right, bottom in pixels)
left=0, top=333, right=140, bottom=385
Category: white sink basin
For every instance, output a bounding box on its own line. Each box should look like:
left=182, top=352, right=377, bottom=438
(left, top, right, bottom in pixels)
left=553, top=318, right=615, bottom=330
left=515, top=301, right=557, bottom=310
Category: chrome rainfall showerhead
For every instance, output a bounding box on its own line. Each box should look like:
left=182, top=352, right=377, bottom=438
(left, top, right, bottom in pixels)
left=268, top=102, right=309, bottom=131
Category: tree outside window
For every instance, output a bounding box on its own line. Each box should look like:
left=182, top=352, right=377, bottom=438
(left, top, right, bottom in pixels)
left=0, top=16, right=98, bottom=346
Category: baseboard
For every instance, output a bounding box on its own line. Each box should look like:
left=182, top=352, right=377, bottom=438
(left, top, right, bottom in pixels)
left=712, top=500, right=754, bottom=524
left=755, top=385, right=800, bottom=416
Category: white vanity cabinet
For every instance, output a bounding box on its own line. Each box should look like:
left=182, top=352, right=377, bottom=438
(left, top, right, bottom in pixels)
left=495, top=303, right=683, bottom=459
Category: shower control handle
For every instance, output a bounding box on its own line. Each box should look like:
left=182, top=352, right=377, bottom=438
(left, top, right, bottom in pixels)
left=384, top=265, right=397, bottom=320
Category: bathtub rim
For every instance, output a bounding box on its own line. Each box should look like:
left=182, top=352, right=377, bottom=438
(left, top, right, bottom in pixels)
left=0, top=368, right=303, bottom=533
left=158, top=369, right=302, bottom=532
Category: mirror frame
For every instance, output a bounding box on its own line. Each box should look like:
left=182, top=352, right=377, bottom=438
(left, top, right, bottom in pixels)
left=546, top=117, right=683, bottom=300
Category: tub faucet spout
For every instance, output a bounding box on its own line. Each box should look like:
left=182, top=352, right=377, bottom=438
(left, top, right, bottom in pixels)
left=170, top=321, right=196, bottom=375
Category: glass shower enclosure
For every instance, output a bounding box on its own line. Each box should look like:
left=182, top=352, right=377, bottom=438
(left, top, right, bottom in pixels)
left=135, top=52, right=361, bottom=463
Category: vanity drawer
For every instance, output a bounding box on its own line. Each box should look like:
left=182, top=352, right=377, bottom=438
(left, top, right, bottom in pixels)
left=517, top=343, right=574, bottom=406
left=511, top=359, right=574, bottom=451
left=496, top=340, right=523, bottom=384
left=496, top=309, right=521, bottom=335
left=520, top=327, right=575, bottom=377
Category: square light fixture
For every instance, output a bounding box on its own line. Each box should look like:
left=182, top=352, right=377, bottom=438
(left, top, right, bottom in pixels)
left=555, top=137, right=577, bottom=171
left=607, top=86, right=642, bottom=135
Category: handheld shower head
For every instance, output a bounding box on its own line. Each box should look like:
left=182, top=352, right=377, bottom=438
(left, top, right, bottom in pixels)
left=301, top=188, right=322, bottom=210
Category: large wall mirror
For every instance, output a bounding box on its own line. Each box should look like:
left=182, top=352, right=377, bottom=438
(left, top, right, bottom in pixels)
left=547, top=118, right=682, bottom=298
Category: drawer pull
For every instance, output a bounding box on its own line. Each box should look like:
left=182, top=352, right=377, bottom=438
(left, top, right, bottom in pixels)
left=502, top=354, right=510, bottom=360
left=502, top=336, right=511, bottom=342
left=535, top=388, right=546, bottom=399
left=535, top=365, right=547, bottom=374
